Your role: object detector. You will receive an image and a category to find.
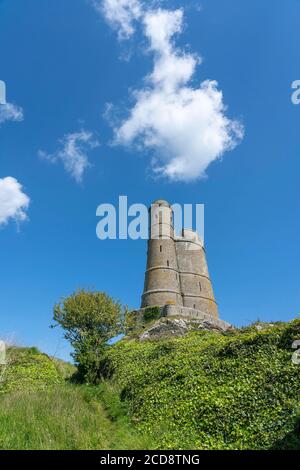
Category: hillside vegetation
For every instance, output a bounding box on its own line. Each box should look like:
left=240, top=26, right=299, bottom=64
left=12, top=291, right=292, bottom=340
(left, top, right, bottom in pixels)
left=0, top=346, right=63, bottom=396
left=0, top=320, right=300, bottom=450
left=0, top=347, right=151, bottom=450
left=102, top=319, right=300, bottom=450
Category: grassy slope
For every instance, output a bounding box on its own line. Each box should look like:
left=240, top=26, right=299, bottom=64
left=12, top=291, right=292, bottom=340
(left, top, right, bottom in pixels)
left=1, top=320, right=300, bottom=450
left=0, top=347, right=151, bottom=450
left=103, top=319, right=300, bottom=450
left=0, top=347, right=62, bottom=395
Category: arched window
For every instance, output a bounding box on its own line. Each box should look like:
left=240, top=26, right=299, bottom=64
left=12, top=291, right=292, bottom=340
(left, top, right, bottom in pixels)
left=160, top=245, right=162, bottom=252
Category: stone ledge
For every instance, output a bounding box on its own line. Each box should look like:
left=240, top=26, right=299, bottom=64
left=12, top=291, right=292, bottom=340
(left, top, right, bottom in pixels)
left=163, top=305, right=231, bottom=331
left=135, top=305, right=232, bottom=333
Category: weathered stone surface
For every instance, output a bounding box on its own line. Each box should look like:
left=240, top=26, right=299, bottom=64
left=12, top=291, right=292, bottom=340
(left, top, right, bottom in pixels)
left=134, top=305, right=232, bottom=334
left=139, top=317, right=234, bottom=341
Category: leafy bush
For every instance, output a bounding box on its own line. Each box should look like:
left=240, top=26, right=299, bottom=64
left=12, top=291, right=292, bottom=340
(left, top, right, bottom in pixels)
left=143, top=306, right=161, bottom=323
left=103, top=319, right=300, bottom=450
left=53, top=289, right=124, bottom=383
left=296, top=408, right=300, bottom=432
left=0, top=347, right=61, bottom=395
left=124, top=310, right=142, bottom=333
left=124, top=307, right=161, bottom=336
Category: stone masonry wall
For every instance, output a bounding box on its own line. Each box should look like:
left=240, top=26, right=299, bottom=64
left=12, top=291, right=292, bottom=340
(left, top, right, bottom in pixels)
left=141, top=200, right=219, bottom=322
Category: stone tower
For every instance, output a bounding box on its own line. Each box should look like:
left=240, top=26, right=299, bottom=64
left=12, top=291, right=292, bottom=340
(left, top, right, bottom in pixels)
left=142, top=200, right=182, bottom=308
left=141, top=199, right=219, bottom=320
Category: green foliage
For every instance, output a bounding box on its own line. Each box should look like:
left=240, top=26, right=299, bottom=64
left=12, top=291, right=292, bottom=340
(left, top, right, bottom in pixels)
left=124, top=307, right=161, bottom=336
left=0, top=384, right=153, bottom=450
left=2, top=320, right=300, bottom=450
left=0, top=345, right=153, bottom=450
left=296, top=408, right=300, bottom=431
left=53, top=289, right=124, bottom=383
left=124, top=310, right=140, bottom=333
left=143, top=306, right=161, bottom=323
left=103, top=319, right=300, bottom=450
left=0, top=347, right=61, bottom=395
left=52, top=357, right=77, bottom=380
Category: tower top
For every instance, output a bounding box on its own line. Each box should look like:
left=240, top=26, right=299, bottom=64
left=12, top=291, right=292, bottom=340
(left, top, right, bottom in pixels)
left=151, top=199, right=171, bottom=208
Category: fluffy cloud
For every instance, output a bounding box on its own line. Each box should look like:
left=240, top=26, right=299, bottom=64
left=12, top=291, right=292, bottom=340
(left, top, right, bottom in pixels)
left=0, top=103, right=24, bottom=124
left=39, top=130, right=100, bottom=183
left=0, top=177, right=30, bottom=226
left=100, top=1, right=244, bottom=182
left=95, top=0, right=142, bottom=39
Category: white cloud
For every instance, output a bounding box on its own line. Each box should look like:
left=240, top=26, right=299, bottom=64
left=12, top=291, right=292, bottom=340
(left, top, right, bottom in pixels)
left=100, top=1, right=244, bottom=182
left=95, top=0, right=142, bottom=39
left=0, top=103, right=24, bottom=124
left=0, top=177, right=30, bottom=226
left=39, top=130, right=100, bottom=183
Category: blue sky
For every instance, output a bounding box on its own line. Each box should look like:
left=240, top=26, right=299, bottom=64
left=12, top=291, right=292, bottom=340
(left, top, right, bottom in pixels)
left=0, top=0, right=300, bottom=360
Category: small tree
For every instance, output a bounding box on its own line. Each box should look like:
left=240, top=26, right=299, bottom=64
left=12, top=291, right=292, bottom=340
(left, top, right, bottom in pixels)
left=53, top=289, right=124, bottom=383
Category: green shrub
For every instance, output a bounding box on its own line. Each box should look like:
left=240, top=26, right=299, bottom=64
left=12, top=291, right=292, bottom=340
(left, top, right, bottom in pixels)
left=124, top=310, right=142, bottom=333
left=53, top=289, right=125, bottom=383
left=295, top=407, right=300, bottom=433
left=124, top=307, right=161, bottom=337
left=103, top=319, right=300, bottom=450
left=143, top=306, right=161, bottom=323
left=0, top=347, right=61, bottom=395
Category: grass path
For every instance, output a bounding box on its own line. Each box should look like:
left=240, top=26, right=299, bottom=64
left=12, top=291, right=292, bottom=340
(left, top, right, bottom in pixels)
left=0, top=384, right=150, bottom=450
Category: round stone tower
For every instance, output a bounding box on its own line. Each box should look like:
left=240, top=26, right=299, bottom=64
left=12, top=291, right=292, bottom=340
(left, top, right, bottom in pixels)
left=141, top=200, right=182, bottom=308
left=175, top=229, right=219, bottom=319
left=141, top=199, right=219, bottom=321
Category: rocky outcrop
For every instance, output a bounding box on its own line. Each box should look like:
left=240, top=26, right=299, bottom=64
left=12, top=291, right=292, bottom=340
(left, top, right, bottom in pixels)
left=139, top=316, right=233, bottom=341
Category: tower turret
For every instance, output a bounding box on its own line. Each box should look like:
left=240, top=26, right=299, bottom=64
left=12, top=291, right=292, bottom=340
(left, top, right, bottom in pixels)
left=141, top=200, right=182, bottom=307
